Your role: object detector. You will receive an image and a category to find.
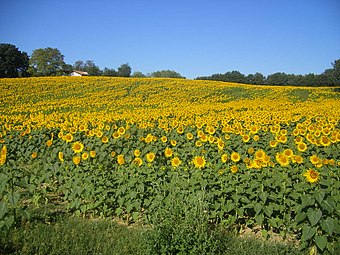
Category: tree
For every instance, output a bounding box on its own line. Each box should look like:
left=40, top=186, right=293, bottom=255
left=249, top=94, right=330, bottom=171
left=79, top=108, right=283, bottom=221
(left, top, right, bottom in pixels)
left=73, top=60, right=102, bottom=76
left=150, top=70, right=185, bottom=78
left=132, top=71, right=146, bottom=78
left=0, top=43, right=29, bottom=78
left=117, top=63, right=132, bottom=77
left=102, top=68, right=117, bottom=76
left=28, top=47, right=66, bottom=76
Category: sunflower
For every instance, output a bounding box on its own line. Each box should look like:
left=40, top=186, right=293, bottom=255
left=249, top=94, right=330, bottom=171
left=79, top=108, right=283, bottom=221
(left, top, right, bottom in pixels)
left=31, top=152, right=38, bottom=159
left=90, top=150, right=96, bottom=158
left=230, top=152, right=241, bottom=163
left=112, top=132, right=120, bottom=139
left=73, top=155, right=81, bottom=165
left=64, top=133, right=74, bottom=143
left=269, top=140, right=277, bottom=148
left=164, top=148, right=173, bottom=158
left=230, top=165, right=238, bottom=173
left=221, top=153, right=228, bottom=163
left=276, top=153, right=289, bottom=167
left=242, top=134, right=250, bottom=143
left=293, top=155, right=304, bottom=164
left=253, top=135, right=260, bottom=141
left=310, top=155, right=320, bottom=165
left=170, top=140, right=177, bottom=146
left=303, top=169, right=319, bottom=183
left=82, top=152, right=89, bottom=160
left=134, top=149, right=141, bottom=157
left=133, top=157, right=143, bottom=167
left=297, top=142, right=307, bottom=152
left=217, top=139, right=224, bottom=150
left=146, top=152, right=155, bottom=163
left=161, top=136, right=167, bottom=143
left=247, top=147, right=255, bottom=154
left=117, top=127, right=125, bottom=135
left=320, top=136, right=331, bottom=147
left=193, top=156, right=206, bottom=169
left=117, top=154, right=125, bottom=165
left=176, top=126, right=184, bottom=134
left=255, top=149, right=266, bottom=160
left=283, top=149, right=294, bottom=158
left=72, top=141, right=84, bottom=154
left=101, top=136, right=109, bottom=143
left=186, top=133, right=194, bottom=140
left=171, top=157, right=181, bottom=168
left=111, top=151, right=116, bottom=157
left=58, top=152, right=64, bottom=162
left=195, top=140, right=203, bottom=147
left=206, top=126, right=216, bottom=135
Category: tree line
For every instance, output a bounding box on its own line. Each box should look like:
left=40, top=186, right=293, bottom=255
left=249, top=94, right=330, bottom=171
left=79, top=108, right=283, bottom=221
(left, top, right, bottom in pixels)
left=197, top=61, right=340, bottom=86
left=0, top=43, right=339, bottom=86
left=0, top=44, right=184, bottom=79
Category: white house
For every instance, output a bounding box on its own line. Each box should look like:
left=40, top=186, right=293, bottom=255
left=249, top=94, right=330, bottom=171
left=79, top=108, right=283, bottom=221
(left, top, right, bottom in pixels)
left=70, top=70, right=89, bottom=76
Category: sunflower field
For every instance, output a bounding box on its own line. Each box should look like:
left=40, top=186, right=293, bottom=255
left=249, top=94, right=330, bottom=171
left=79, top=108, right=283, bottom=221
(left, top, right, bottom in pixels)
left=0, top=77, right=339, bottom=253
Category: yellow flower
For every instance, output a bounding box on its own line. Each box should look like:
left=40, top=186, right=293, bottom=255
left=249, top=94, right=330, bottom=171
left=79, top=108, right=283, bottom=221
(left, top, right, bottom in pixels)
left=111, top=151, right=116, bottom=157
left=186, top=133, right=194, bottom=140
left=242, top=134, right=250, bottom=143
left=276, top=153, right=289, bottom=167
left=161, top=136, right=167, bottom=143
left=31, top=152, right=38, bottom=159
left=82, top=152, right=89, bottom=160
left=297, top=142, right=307, bottom=152
left=171, top=157, right=181, bottom=168
left=90, top=150, right=96, bottom=158
left=230, top=165, right=238, bottom=173
left=117, top=154, right=125, bottom=165
left=283, top=149, right=294, bottom=158
left=269, top=140, right=277, bottom=148
left=193, top=156, right=206, bottom=169
left=146, top=152, right=155, bottom=162
left=64, top=133, right=73, bottom=143
left=101, top=136, right=109, bottom=143
left=117, top=126, right=125, bottom=135
left=58, top=152, right=64, bottom=162
left=164, top=147, right=173, bottom=158
left=72, top=141, right=84, bottom=154
left=73, top=155, right=81, bottom=165
left=230, top=152, right=241, bottom=163
left=303, top=169, right=319, bottom=183
left=221, top=153, right=228, bottom=163
left=170, top=140, right=177, bottom=146
left=46, top=140, right=53, bottom=147
left=255, top=149, right=266, bottom=160
left=133, top=157, right=143, bottom=167
left=134, top=149, right=141, bottom=157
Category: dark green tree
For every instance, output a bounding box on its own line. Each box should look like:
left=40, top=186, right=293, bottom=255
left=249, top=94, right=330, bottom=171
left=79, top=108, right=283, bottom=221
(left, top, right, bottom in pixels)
left=73, top=60, right=102, bottom=76
left=246, top=72, right=265, bottom=84
left=117, top=63, right=132, bottom=77
left=28, top=47, right=66, bottom=76
left=151, top=69, right=184, bottom=78
left=132, top=71, right=146, bottom=78
left=102, top=68, right=117, bottom=76
left=0, top=43, right=29, bottom=78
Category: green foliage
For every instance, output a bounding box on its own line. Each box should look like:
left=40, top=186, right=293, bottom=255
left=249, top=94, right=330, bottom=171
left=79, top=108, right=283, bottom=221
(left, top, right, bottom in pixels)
left=150, top=69, right=185, bottom=78
left=28, top=47, right=67, bottom=76
left=0, top=43, right=29, bottom=78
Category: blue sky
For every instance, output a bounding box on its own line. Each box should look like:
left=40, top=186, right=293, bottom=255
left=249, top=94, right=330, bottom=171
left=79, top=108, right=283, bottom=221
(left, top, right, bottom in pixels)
left=1, top=0, right=339, bottom=78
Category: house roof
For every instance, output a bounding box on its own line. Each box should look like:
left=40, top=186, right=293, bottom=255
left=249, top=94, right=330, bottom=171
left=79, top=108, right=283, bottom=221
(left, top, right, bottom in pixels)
left=71, top=70, right=89, bottom=75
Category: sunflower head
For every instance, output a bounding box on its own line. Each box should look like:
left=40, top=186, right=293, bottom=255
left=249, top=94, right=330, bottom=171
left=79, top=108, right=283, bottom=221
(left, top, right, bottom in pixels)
left=171, top=157, right=181, bottom=168
left=303, top=169, right=319, bottom=183
left=193, top=156, right=206, bottom=169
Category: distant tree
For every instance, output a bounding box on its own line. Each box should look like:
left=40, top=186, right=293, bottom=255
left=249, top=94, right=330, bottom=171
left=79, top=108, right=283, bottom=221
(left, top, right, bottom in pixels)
left=0, top=43, right=29, bottom=78
left=117, top=63, right=132, bottom=77
left=28, top=47, right=66, bottom=76
left=266, top=72, right=289, bottom=85
left=246, top=72, right=265, bottom=85
left=102, top=68, right=117, bottom=76
left=151, top=70, right=185, bottom=78
left=73, top=60, right=102, bottom=76
left=332, top=59, right=340, bottom=85
left=132, top=71, right=146, bottom=78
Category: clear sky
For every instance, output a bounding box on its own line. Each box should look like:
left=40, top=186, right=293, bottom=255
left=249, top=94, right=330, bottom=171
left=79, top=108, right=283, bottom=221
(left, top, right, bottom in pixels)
left=1, top=0, right=339, bottom=78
